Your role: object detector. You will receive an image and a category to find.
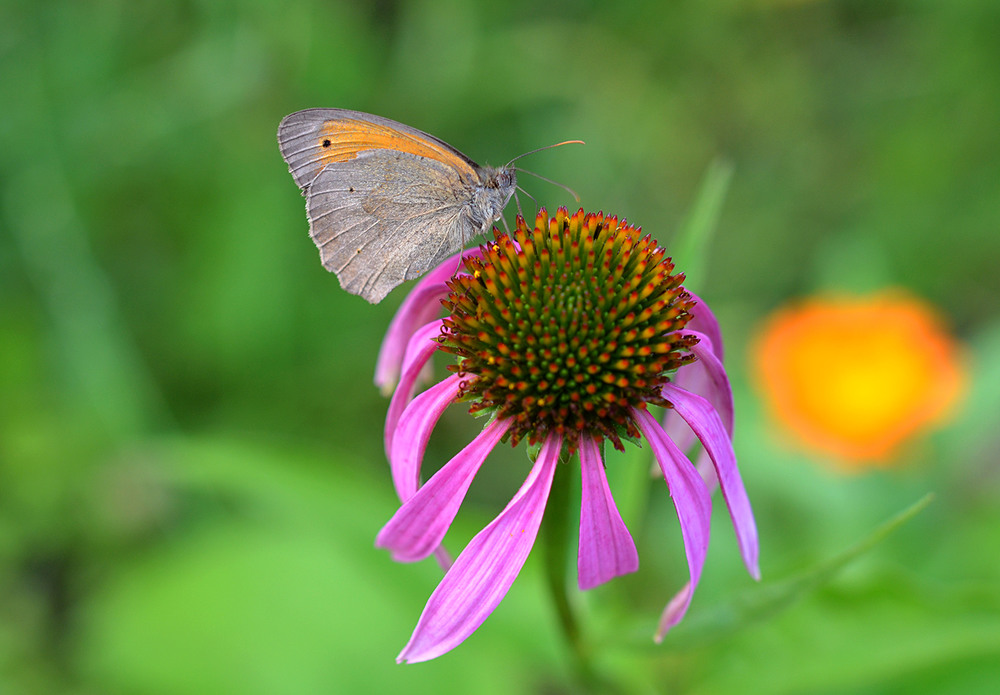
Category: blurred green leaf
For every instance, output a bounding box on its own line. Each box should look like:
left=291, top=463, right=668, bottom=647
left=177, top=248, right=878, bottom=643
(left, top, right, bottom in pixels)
left=73, top=435, right=564, bottom=695
left=667, top=493, right=935, bottom=645
left=611, top=493, right=934, bottom=653
left=672, top=158, right=734, bottom=288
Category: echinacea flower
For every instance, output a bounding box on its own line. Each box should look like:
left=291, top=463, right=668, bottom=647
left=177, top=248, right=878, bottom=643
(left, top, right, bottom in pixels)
left=376, top=208, right=759, bottom=663
left=753, top=290, right=967, bottom=467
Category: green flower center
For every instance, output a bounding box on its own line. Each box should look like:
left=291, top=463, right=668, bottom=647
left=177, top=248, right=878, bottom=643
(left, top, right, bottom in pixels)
left=440, top=208, right=697, bottom=450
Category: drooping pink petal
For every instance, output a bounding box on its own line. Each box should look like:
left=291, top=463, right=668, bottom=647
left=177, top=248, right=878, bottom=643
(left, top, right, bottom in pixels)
left=659, top=394, right=697, bottom=457
left=389, top=374, right=462, bottom=503
left=686, top=292, right=725, bottom=361
left=662, top=332, right=717, bottom=471
left=374, top=295, right=442, bottom=396
left=374, top=249, right=483, bottom=394
left=661, top=292, right=727, bottom=464
left=656, top=580, right=692, bottom=641
left=635, top=407, right=712, bottom=638
left=577, top=435, right=639, bottom=590
left=397, top=434, right=563, bottom=663
left=675, top=329, right=734, bottom=489
left=377, top=419, right=511, bottom=562
left=384, top=319, right=444, bottom=456
left=680, top=330, right=733, bottom=436
left=662, top=383, right=760, bottom=580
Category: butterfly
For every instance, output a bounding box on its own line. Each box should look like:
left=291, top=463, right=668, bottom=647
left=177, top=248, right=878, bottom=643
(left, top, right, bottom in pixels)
left=278, top=109, right=518, bottom=304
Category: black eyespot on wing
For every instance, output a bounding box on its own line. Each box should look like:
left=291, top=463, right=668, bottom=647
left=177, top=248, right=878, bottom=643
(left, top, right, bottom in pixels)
left=322, top=139, right=332, bottom=148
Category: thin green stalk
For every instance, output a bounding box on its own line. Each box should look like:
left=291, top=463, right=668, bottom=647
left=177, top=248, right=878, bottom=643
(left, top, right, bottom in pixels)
left=541, top=449, right=595, bottom=686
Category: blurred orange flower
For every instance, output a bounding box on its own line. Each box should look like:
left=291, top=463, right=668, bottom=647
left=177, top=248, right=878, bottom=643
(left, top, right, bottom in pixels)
left=752, top=290, right=967, bottom=468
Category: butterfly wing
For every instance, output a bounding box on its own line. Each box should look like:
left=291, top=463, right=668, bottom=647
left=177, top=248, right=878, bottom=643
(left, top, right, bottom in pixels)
left=277, top=108, right=481, bottom=191
left=277, top=109, right=484, bottom=302
left=305, top=148, right=475, bottom=303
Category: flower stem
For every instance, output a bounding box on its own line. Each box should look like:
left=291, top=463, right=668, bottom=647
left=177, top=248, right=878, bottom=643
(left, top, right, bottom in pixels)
left=541, top=448, right=596, bottom=686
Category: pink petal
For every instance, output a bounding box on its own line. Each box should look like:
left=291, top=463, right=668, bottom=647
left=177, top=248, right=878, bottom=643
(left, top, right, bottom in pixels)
left=679, top=330, right=733, bottom=436
left=675, top=329, right=734, bottom=490
left=662, top=383, right=760, bottom=580
left=377, top=419, right=511, bottom=562
left=430, top=546, right=453, bottom=572
left=659, top=397, right=697, bottom=457
left=686, top=292, right=725, bottom=361
left=660, top=293, right=725, bottom=457
left=635, top=408, right=712, bottom=639
left=374, top=249, right=483, bottom=394
left=656, top=580, right=692, bottom=640
left=661, top=334, right=715, bottom=470
left=373, top=296, right=441, bottom=396
left=577, top=436, right=639, bottom=590
left=384, top=319, right=444, bottom=457
left=397, top=434, right=562, bottom=663
left=661, top=292, right=727, bottom=443
left=389, top=374, right=462, bottom=503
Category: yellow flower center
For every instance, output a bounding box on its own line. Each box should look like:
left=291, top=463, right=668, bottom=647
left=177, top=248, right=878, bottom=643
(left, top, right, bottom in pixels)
left=440, top=208, right=697, bottom=450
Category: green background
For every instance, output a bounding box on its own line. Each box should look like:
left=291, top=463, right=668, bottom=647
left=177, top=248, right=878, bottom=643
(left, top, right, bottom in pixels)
left=2, top=0, right=998, bottom=692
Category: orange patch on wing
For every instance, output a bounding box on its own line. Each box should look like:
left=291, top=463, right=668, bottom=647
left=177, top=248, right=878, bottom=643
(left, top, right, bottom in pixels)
left=315, top=119, right=477, bottom=176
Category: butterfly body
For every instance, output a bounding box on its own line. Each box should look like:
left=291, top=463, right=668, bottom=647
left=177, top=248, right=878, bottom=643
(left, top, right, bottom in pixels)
left=278, top=108, right=516, bottom=303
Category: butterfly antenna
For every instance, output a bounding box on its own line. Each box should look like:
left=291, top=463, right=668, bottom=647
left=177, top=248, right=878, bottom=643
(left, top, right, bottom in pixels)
left=516, top=185, right=539, bottom=220
left=516, top=167, right=581, bottom=203
left=506, top=139, right=585, bottom=166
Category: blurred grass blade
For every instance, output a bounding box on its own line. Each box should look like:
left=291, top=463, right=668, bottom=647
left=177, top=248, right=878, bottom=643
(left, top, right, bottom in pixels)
left=629, top=493, right=935, bottom=649
left=673, top=158, right=734, bottom=286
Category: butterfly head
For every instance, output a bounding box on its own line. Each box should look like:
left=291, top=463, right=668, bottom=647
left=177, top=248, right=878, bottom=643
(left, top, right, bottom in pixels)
left=469, top=165, right=517, bottom=231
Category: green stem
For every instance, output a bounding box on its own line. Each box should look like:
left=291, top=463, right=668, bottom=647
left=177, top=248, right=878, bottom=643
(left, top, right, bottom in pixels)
left=541, top=448, right=594, bottom=685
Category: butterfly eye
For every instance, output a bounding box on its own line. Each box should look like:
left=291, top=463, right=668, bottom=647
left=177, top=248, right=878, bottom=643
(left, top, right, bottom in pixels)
left=495, top=170, right=515, bottom=188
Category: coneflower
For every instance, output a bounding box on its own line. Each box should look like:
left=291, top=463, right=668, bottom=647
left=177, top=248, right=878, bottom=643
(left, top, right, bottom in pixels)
left=376, top=208, right=758, bottom=662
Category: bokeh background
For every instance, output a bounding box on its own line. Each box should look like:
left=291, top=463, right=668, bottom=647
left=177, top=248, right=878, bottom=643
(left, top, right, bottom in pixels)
left=2, top=0, right=998, bottom=693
